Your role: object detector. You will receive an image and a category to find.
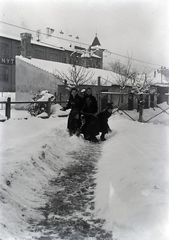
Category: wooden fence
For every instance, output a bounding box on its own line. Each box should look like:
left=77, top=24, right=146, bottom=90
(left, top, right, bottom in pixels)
left=1, top=93, right=168, bottom=123
left=0, top=97, right=67, bottom=120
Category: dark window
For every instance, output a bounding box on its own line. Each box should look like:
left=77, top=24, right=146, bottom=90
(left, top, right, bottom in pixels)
left=50, top=53, right=58, bottom=61
left=0, top=66, right=9, bottom=81
left=62, top=57, right=67, bottom=63
left=0, top=43, right=9, bottom=57
left=17, top=46, right=21, bottom=55
left=35, top=50, right=44, bottom=59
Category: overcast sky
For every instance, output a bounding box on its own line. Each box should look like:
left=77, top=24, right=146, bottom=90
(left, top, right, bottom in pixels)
left=0, top=0, right=169, bottom=71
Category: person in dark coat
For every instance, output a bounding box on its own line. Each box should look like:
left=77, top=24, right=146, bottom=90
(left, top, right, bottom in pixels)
left=61, top=87, right=83, bottom=136
left=97, top=103, right=113, bottom=141
left=80, top=88, right=99, bottom=142
left=82, top=87, right=98, bottom=114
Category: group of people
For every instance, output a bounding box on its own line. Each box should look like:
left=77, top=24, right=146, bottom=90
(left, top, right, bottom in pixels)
left=61, top=87, right=113, bottom=143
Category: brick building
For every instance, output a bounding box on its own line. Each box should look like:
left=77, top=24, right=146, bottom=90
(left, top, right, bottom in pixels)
left=0, top=33, right=103, bottom=92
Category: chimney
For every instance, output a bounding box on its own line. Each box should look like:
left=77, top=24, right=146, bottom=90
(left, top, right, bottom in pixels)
left=20, top=33, right=32, bottom=59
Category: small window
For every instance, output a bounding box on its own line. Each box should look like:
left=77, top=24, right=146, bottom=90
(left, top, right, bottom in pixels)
left=0, top=43, right=9, bottom=57
left=0, top=66, right=9, bottom=81
left=17, top=46, right=21, bottom=55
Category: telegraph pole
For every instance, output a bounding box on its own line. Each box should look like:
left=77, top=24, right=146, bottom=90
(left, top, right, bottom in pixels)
left=98, top=76, right=101, bottom=112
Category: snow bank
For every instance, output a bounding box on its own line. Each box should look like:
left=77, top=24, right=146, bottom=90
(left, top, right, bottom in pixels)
left=0, top=115, right=85, bottom=240
left=94, top=117, right=169, bottom=240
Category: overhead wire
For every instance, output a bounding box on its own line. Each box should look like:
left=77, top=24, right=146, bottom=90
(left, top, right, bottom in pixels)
left=0, top=20, right=164, bottom=69
left=65, top=1, right=163, bottom=67
left=105, top=51, right=162, bottom=67
left=68, top=0, right=153, bottom=44
left=0, top=20, right=89, bottom=47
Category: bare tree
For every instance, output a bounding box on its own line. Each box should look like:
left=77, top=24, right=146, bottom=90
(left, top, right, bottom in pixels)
left=108, top=55, right=157, bottom=109
left=109, top=57, right=138, bottom=89
left=131, top=70, right=155, bottom=94
left=53, top=64, right=95, bottom=89
left=108, top=56, right=137, bottom=106
left=108, top=55, right=155, bottom=92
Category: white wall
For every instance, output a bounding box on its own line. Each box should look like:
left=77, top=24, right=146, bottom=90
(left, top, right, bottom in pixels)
left=15, top=57, right=63, bottom=109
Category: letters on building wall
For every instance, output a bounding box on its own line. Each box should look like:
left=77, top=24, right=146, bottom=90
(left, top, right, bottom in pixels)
left=0, top=57, right=15, bottom=65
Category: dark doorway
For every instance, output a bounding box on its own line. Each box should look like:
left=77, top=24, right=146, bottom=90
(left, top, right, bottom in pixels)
left=128, top=92, right=134, bottom=110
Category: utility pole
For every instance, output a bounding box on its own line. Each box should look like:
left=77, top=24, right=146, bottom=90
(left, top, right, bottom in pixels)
left=161, top=66, right=163, bottom=83
left=98, top=76, right=101, bottom=112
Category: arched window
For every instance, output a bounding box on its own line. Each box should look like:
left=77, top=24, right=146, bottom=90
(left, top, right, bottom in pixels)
left=0, top=66, right=9, bottom=81
left=50, top=53, right=58, bottom=61
left=35, top=50, right=44, bottom=59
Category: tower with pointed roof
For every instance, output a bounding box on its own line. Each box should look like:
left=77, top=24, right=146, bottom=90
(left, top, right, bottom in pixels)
left=89, top=34, right=104, bottom=68
left=91, top=33, right=101, bottom=47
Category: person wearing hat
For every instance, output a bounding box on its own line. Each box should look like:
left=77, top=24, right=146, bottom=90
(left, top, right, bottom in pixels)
left=96, top=103, right=113, bottom=141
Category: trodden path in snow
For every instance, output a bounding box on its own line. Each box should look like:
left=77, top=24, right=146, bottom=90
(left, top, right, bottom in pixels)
left=29, top=141, right=113, bottom=240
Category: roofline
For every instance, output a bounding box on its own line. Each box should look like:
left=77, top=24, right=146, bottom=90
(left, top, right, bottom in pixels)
left=0, top=33, right=72, bottom=52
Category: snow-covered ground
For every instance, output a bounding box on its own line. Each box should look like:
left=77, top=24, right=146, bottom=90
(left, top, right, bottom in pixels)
left=0, top=103, right=169, bottom=240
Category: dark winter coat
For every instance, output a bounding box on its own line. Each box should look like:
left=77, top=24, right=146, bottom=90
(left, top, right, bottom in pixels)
left=82, top=94, right=98, bottom=114
left=97, top=109, right=112, bottom=134
left=64, top=94, right=83, bottom=133
left=83, top=114, right=99, bottom=140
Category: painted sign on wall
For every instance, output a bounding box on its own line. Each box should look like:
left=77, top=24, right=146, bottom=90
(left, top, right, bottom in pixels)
left=0, top=57, right=15, bottom=65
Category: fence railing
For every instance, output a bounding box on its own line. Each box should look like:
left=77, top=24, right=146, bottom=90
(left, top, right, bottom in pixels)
left=0, top=97, right=67, bottom=120
left=1, top=93, right=169, bottom=123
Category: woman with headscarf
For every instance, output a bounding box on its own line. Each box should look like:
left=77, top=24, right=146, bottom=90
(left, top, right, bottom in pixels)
left=61, top=87, right=83, bottom=136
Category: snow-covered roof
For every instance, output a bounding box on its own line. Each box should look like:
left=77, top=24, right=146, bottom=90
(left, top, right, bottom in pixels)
left=81, top=52, right=101, bottom=59
left=0, top=32, right=21, bottom=42
left=91, top=45, right=104, bottom=50
left=134, top=68, right=169, bottom=87
left=0, top=32, right=87, bottom=52
left=16, top=55, right=169, bottom=88
left=16, top=55, right=121, bottom=86
left=0, top=32, right=65, bottom=51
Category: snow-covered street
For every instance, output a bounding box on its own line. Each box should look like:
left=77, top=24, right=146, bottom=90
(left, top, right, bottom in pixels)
left=0, top=103, right=169, bottom=239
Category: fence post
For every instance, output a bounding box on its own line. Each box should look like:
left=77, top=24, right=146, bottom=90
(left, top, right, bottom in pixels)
left=47, top=98, right=51, bottom=117
left=59, top=92, right=62, bottom=105
left=5, top=97, right=11, bottom=119
left=138, top=94, right=143, bottom=122
left=54, top=92, right=57, bottom=104
left=98, top=76, right=101, bottom=112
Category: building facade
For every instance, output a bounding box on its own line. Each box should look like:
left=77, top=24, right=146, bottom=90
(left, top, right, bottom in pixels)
left=0, top=33, right=103, bottom=92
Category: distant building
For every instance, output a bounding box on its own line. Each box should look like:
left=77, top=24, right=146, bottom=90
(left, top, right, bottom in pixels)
left=0, top=33, right=104, bottom=92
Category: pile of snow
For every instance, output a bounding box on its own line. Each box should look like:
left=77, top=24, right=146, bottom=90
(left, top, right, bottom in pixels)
left=51, top=104, right=70, bottom=117
left=37, top=90, right=55, bottom=102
